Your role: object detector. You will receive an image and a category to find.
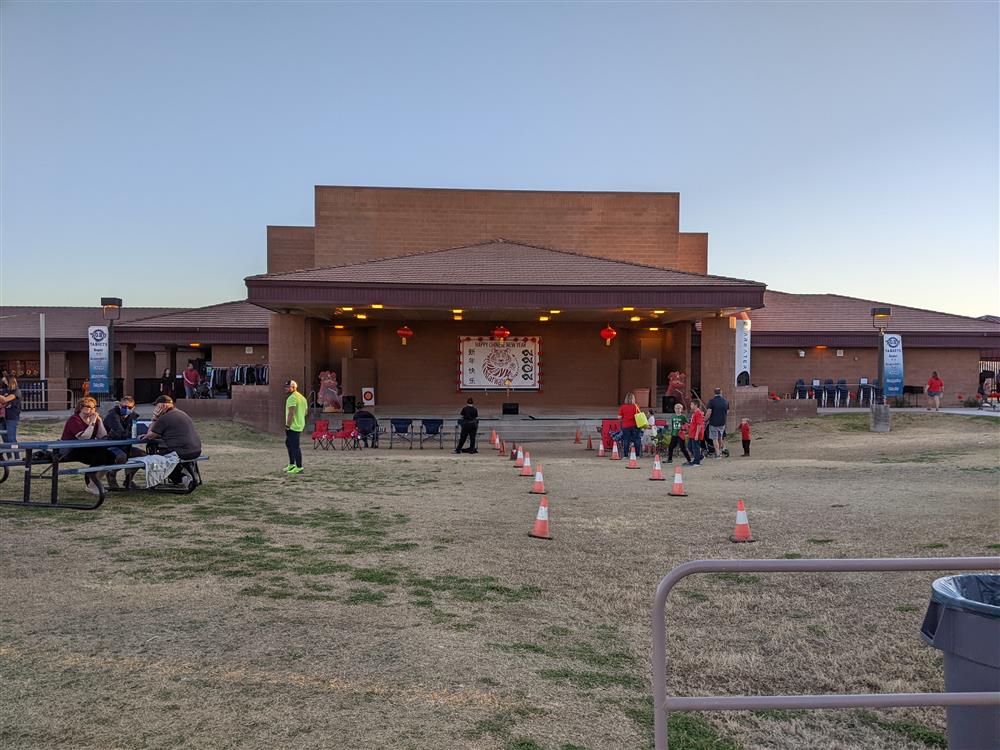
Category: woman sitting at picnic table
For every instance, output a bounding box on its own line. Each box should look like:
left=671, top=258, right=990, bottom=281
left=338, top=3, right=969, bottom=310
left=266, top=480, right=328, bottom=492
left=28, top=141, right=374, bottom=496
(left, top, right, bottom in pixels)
left=61, top=397, right=123, bottom=496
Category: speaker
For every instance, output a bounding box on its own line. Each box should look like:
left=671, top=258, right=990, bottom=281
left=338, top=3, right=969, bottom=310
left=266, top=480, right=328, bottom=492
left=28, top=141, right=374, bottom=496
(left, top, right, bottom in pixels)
left=502, top=402, right=519, bottom=415
left=342, top=395, right=356, bottom=414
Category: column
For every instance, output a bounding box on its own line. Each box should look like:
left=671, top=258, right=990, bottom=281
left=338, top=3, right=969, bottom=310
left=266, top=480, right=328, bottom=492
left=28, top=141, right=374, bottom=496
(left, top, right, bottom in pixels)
left=120, top=344, right=136, bottom=400
left=700, top=316, right=736, bottom=401
left=46, top=350, right=70, bottom=409
left=267, top=312, right=308, bottom=433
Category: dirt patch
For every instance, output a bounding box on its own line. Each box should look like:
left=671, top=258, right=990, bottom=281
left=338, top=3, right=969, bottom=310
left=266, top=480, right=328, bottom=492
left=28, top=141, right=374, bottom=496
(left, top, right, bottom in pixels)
left=2, top=414, right=997, bottom=749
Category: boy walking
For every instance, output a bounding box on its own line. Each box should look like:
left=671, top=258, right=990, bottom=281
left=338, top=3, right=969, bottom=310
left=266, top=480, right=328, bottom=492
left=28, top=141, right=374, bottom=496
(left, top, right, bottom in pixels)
left=665, top=403, right=692, bottom=464
left=283, top=380, right=308, bottom=474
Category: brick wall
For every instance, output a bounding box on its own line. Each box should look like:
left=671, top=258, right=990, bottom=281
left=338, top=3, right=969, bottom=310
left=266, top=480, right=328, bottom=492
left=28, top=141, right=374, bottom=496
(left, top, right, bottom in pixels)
left=266, top=226, right=315, bottom=273
left=750, top=346, right=981, bottom=406
left=211, top=344, right=269, bottom=367
left=303, top=187, right=703, bottom=272
left=267, top=313, right=308, bottom=432
left=699, top=317, right=736, bottom=399
left=619, top=359, right=657, bottom=406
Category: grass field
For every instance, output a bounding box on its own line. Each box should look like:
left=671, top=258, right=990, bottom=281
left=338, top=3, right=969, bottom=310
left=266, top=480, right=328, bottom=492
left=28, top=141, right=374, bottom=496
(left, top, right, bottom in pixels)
left=2, top=413, right=998, bottom=749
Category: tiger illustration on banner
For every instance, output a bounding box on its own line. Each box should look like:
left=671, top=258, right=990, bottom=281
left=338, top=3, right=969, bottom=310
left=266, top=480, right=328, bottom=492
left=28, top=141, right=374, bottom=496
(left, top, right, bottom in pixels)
left=458, top=337, right=540, bottom=390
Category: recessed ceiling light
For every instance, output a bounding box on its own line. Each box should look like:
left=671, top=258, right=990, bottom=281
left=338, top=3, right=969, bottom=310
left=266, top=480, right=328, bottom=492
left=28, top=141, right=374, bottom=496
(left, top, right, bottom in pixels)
left=334, top=324, right=345, bottom=329
left=630, top=316, right=641, bottom=322
left=549, top=310, right=561, bottom=314
left=622, top=307, right=634, bottom=311
left=371, top=304, right=383, bottom=309
left=341, top=307, right=353, bottom=311
left=356, top=313, right=367, bottom=319
left=453, top=315, right=463, bottom=321
left=648, top=327, right=659, bottom=331
left=539, top=316, right=550, bottom=322
left=452, top=309, right=463, bottom=314
left=653, top=310, right=666, bottom=315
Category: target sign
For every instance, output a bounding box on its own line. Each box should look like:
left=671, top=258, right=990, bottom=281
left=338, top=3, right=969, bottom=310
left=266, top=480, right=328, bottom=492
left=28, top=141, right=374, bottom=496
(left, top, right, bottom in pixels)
left=361, top=387, right=376, bottom=405
left=458, top=337, right=540, bottom=390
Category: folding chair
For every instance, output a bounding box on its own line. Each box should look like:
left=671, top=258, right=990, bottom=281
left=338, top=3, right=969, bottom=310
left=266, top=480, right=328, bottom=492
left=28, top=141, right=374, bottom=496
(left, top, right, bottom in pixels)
left=858, top=377, right=870, bottom=407
left=419, top=419, right=444, bottom=449
left=310, top=419, right=331, bottom=450
left=836, top=379, right=849, bottom=407
left=333, top=419, right=357, bottom=450
left=823, top=379, right=835, bottom=408
left=388, top=419, right=414, bottom=449
left=600, top=419, right=622, bottom=451
left=355, top=417, right=379, bottom=449
left=794, top=379, right=808, bottom=399
left=811, top=379, right=823, bottom=405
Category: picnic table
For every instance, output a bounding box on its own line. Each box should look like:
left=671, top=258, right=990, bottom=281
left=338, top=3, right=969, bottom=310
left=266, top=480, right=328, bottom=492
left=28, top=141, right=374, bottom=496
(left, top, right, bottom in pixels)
left=0, top=438, right=206, bottom=511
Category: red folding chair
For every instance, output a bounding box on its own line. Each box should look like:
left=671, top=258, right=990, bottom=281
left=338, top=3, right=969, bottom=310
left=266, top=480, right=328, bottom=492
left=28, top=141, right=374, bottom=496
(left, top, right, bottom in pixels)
left=311, top=419, right=331, bottom=450
left=333, top=420, right=358, bottom=450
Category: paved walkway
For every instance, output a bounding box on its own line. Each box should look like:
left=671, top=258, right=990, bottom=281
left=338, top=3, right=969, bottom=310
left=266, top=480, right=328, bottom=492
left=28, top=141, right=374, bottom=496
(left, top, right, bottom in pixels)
left=817, top=406, right=1000, bottom=418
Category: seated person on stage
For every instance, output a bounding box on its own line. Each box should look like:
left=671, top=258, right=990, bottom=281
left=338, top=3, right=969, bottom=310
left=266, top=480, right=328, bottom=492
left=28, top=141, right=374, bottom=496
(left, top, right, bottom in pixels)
left=61, top=397, right=120, bottom=496
left=140, top=396, right=202, bottom=485
left=354, top=407, right=378, bottom=447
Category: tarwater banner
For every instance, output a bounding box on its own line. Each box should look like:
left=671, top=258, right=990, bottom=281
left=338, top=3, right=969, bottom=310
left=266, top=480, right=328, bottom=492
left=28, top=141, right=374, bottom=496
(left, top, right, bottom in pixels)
left=735, top=318, right=751, bottom=385
left=88, top=325, right=110, bottom=393
left=882, top=333, right=904, bottom=397
left=458, top=337, right=540, bottom=390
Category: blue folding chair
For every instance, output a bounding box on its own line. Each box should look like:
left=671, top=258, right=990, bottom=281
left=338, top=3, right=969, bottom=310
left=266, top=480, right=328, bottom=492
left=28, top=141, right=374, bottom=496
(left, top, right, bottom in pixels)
left=419, top=419, right=445, bottom=449
left=388, top=419, right=414, bottom=449
left=794, top=379, right=808, bottom=399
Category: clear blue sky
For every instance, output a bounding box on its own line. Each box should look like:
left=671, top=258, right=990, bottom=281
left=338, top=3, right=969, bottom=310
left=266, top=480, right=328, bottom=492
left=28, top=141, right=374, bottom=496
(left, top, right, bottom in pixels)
left=2, top=1, right=997, bottom=317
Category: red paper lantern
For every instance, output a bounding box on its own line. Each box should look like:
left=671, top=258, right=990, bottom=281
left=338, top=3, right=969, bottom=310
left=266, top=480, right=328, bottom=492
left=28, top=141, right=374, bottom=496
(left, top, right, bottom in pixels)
left=492, top=324, right=511, bottom=342
left=600, top=324, right=617, bottom=346
left=396, top=325, right=414, bottom=346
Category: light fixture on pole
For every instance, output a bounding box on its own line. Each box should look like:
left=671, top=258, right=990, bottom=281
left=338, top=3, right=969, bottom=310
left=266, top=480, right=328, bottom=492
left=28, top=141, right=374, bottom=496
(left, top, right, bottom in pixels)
left=871, top=306, right=892, bottom=431
left=101, top=297, right=123, bottom=398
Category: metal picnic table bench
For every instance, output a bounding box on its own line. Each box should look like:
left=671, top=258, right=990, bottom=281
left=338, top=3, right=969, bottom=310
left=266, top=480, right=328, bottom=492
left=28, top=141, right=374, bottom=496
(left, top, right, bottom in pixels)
left=0, top=438, right=208, bottom=511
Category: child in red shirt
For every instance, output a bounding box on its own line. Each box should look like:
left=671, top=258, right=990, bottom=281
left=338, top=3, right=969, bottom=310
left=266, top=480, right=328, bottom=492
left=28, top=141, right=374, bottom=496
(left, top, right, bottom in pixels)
left=740, top=418, right=752, bottom=456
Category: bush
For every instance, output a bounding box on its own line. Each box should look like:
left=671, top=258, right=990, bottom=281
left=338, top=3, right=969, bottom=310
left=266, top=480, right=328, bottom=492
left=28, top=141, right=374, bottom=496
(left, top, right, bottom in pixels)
left=963, top=397, right=981, bottom=408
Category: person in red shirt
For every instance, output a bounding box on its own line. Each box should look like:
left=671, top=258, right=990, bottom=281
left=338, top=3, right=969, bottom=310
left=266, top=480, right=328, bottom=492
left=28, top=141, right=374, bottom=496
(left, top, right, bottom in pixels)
left=925, top=371, right=944, bottom=412
left=617, top=392, right=643, bottom=460
left=60, top=397, right=118, bottom=495
left=684, top=403, right=705, bottom=467
left=740, top=418, right=752, bottom=456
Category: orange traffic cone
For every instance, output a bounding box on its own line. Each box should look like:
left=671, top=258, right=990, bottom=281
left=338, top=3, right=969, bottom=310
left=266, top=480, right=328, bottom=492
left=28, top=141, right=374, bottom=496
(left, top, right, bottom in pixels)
left=610, top=443, right=621, bottom=461
left=574, top=428, right=581, bottom=444
left=730, top=499, right=755, bottom=543
left=649, top=454, right=665, bottom=480
left=668, top=467, right=687, bottom=496
left=510, top=444, right=518, bottom=461
left=498, top=439, right=506, bottom=456
left=586, top=433, right=594, bottom=451
left=597, top=440, right=606, bottom=458
left=627, top=446, right=640, bottom=469
left=529, top=496, right=553, bottom=540
left=529, top=465, right=545, bottom=494
left=520, top=452, right=533, bottom=477
left=490, top=428, right=497, bottom=445
left=515, top=446, right=525, bottom=468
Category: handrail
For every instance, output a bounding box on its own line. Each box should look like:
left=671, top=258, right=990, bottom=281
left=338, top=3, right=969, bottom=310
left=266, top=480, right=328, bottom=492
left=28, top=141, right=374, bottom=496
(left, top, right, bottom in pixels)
left=651, top=557, right=1000, bottom=750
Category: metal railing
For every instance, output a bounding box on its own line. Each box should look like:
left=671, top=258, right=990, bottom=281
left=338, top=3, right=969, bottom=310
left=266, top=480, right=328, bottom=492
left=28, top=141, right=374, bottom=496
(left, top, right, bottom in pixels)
left=651, top=557, right=1000, bottom=750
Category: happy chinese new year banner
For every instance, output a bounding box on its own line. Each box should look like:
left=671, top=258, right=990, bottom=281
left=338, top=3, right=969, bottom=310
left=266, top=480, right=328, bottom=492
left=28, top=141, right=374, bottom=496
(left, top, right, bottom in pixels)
left=458, top=337, right=541, bottom=390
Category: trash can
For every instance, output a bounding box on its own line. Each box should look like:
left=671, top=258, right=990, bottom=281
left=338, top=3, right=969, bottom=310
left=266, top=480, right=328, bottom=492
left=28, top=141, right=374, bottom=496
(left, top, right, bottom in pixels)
left=921, top=574, right=1000, bottom=749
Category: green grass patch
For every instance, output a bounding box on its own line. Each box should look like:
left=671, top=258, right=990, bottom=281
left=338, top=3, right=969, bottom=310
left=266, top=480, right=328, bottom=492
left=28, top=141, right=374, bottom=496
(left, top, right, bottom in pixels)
left=857, top=710, right=946, bottom=748
left=625, top=697, right=738, bottom=749
left=918, top=542, right=947, bottom=549
left=986, top=543, right=1000, bottom=550
left=807, top=538, right=835, bottom=545
left=680, top=590, right=709, bottom=602
left=537, top=668, right=642, bottom=690
left=710, top=572, right=761, bottom=585
left=782, top=552, right=803, bottom=559
left=404, top=573, right=540, bottom=603
left=343, top=587, right=387, bottom=605
left=351, top=567, right=400, bottom=585
left=506, top=740, right=545, bottom=750
left=752, top=709, right=807, bottom=720
left=895, top=605, right=920, bottom=613
left=806, top=624, right=828, bottom=637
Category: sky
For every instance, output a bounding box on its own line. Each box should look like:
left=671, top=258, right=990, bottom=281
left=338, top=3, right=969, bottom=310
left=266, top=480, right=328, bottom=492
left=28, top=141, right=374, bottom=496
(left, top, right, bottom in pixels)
left=2, top=1, right=998, bottom=317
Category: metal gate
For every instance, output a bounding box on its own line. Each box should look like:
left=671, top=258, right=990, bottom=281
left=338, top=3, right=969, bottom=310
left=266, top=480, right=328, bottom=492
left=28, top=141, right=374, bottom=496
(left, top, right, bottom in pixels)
left=651, top=557, right=1000, bottom=750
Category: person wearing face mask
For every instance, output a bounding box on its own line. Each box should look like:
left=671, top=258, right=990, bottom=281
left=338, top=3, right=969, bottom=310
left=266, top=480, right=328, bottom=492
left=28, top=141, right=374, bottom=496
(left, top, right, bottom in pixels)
left=103, top=396, right=142, bottom=488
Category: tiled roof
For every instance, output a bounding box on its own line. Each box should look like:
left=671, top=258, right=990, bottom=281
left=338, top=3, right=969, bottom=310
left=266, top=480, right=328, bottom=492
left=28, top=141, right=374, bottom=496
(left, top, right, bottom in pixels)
left=247, top=241, right=764, bottom=288
left=749, top=292, right=1000, bottom=334
left=0, top=306, right=182, bottom=340
left=116, top=301, right=270, bottom=330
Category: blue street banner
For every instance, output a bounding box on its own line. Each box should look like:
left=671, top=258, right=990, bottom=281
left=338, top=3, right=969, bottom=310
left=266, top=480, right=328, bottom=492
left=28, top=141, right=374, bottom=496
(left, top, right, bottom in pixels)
left=88, top=325, right=110, bottom=393
left=882, top=333, right=904, bottom=397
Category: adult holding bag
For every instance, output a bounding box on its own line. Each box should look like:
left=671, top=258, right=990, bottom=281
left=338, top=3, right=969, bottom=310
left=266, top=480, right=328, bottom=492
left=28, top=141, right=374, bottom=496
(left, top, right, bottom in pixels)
left=618, top=392, right=643, bottom=460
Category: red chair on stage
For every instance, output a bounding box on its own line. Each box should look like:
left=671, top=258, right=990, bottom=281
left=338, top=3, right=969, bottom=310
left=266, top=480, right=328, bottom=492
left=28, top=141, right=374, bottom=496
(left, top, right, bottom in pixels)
left=332, top=420, right=357, bottom=450
left=311, top=419, right=332, bottom=450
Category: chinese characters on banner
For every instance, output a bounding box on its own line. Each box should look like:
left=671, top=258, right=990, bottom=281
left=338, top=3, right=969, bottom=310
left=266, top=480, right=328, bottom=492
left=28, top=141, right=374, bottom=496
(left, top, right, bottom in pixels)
left=458, top=337, right=540, bottom=390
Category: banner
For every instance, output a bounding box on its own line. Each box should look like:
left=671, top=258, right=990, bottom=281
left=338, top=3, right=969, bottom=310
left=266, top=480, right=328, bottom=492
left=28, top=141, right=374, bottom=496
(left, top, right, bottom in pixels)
left=735, top=317, right=751, bottom=386
left=87, top=325, right=111, bottom=393
left=882, top=333, right=904, bottom=397
left=458, top=337, right=541, bottom=390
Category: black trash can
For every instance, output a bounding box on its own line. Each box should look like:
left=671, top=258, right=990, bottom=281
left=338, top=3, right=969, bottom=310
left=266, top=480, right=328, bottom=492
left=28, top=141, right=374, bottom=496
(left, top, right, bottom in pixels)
left=921, top=574, right=1000, bottom=749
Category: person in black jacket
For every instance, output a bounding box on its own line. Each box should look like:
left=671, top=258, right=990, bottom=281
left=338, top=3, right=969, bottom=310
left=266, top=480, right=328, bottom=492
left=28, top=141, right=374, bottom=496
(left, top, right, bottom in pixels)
left=102, top=396, right=142, bottom=489
left=455, top=397, right=479, bottom=454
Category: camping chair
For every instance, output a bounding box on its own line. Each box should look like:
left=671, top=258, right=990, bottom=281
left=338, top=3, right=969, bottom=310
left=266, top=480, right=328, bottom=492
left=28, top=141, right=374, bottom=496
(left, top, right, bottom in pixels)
left=388, top=419, right=414, bottom=449
left=794, top=379, right=807, bottom=399
left=419, top=419, right=445, bottom=449
left=333, top=419, right=357, bottom=450
left=811, top=379, right=823, bottom=405
left=311, top=419, right=332, bottom=450
left=600, top=419, right=622, bottom=451
left=355, top=416, right=379, bottom=449
left=823, top=379, right=835, bottom=408
left=836, top=379, right=849, bottom=407
left=858, top=377, right=870, bottom=407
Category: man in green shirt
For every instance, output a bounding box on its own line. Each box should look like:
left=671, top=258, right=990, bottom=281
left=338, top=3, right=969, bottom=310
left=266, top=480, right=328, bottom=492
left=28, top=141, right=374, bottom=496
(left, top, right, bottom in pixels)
left=283, top=379, right=308, bottom=474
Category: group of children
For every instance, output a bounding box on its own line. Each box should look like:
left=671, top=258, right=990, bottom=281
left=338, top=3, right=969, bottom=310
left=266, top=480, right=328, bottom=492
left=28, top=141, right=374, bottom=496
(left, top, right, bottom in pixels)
left=652, top=402, right=752, bottom=467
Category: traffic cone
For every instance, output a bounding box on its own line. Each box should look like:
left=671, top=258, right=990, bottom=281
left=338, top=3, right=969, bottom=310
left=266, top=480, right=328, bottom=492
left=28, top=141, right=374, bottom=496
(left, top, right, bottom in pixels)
left=520, top=452, right=533, bottom=477
left=490, top=428, right=497, bottom=445
left=529, top=496, right=553, bottom=540
left=498, top=439, right=506, bottom=456
left=649, top=454, right=665, bottom=481
left=574, top=428, right=581, bottom=444
left=610, top=443, right=621, bottom=461
left=586, top=434, right=594, bottom=451
left=597, top=441, right=606, bottom=458
left=515, top=446, right=525, bottom=468
left=529, top=465, right=545, bottom=494
left=627, top=447, right=640, bottom=469
left=510, top=444, right=518, bottom=461
left=730, top=499, right=755, bottom=543
left=668, top=467, right=687, bottom=496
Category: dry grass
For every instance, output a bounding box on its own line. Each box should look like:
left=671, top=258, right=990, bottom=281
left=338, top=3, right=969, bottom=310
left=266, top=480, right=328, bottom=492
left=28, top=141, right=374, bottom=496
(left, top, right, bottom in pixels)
left=1, top=414, right=998, bottom=749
